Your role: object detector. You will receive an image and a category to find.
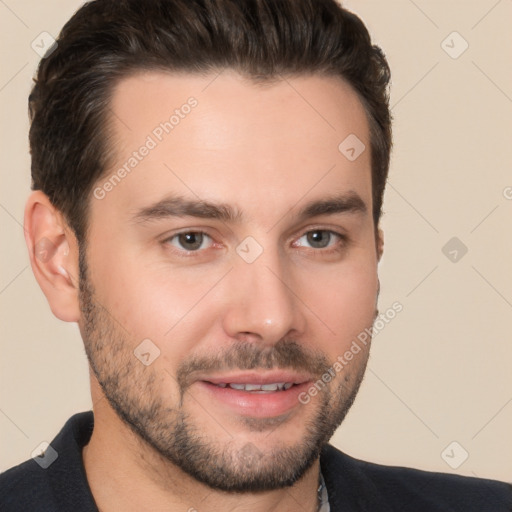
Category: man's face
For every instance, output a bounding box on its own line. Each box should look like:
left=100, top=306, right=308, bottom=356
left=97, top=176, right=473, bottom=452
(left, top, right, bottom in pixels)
left=79, top=71, right=380, bottom=491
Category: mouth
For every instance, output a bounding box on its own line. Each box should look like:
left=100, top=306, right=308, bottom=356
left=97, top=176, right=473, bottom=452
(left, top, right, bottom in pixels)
left=192, top=371, right=314, bottom=418
left=207, top=382, right=295, bottom=392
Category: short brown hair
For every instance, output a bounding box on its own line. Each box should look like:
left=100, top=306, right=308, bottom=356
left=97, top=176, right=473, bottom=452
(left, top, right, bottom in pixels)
left=29, top=0, right=391, bottom=243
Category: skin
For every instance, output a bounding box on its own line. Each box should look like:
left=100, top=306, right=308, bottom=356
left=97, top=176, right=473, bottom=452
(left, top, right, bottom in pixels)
left=25, top=71, right=383, bottom=512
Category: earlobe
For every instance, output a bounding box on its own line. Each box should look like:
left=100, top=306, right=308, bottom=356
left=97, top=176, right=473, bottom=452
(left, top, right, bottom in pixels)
left=24, top=191, right=81, bottom=322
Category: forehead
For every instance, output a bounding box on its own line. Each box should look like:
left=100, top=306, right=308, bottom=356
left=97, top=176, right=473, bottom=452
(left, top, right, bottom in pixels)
left=93, top=70, right=372, bottom=227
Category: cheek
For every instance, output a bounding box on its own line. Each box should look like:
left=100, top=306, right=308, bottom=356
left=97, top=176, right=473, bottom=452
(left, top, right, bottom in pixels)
left=88, top=248, right=224, bottom=363
left=300, top=258, right=378, bottom=349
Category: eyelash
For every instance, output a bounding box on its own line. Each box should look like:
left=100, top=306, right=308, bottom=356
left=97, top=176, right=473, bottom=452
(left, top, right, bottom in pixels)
left=162, top=228, right=348, bottom=257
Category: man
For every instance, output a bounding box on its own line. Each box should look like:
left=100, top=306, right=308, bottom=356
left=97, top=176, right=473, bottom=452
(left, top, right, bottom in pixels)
left=0, top=0, right=510, bottom=510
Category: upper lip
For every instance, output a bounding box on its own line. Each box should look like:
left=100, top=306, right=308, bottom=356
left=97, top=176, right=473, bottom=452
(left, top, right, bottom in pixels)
left=197, top=370, right=314, bottom=385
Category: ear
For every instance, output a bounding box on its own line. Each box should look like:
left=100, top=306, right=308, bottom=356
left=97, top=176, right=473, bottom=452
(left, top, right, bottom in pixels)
left=24, top=190, right=81, bottom=322
left=376, top=227, right=384, bottom=262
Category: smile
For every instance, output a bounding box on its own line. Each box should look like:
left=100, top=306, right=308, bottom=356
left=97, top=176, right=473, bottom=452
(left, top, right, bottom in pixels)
left=210, top=382, right=294, bottom=392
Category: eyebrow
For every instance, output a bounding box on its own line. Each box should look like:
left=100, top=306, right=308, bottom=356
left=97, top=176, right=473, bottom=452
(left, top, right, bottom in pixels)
left=297, top=192, right=367, bottom=220
left=130, top=191, right=367, bottom=224
left=130, top=196, right=243, bottom=223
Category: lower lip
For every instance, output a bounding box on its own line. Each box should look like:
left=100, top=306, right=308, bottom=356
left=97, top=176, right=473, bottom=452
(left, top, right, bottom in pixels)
left=197, top=381, right=311, bottom=418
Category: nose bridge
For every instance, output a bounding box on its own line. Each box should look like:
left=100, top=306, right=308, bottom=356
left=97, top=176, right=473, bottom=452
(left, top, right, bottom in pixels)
left=222, top=243, right=305, bottom=343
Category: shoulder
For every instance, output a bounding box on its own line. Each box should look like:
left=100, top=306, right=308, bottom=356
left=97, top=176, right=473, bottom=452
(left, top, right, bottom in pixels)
left=0, top=412, right=96, bottom=512
left=0, top=457, right=54, bottom=510
left=320, top=444, right=512, bottom=511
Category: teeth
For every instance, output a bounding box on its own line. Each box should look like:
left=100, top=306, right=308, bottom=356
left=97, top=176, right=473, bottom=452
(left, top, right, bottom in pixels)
left=260, top=383, right=279, bottom=391
left=245, top=383, right=265, bottom=391
left=215, top=382, right=294, bottom=392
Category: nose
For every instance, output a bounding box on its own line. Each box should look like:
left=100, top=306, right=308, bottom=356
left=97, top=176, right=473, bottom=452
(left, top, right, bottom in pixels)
left=221, top=252, right=307, bottom=346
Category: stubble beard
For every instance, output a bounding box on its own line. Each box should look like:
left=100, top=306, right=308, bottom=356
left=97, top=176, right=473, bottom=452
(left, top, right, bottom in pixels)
left=78, top=250, right=369, bottom=492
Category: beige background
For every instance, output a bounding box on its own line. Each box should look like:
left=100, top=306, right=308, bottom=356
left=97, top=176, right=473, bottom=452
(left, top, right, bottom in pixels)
left=1, top=0, right=511, bottom=482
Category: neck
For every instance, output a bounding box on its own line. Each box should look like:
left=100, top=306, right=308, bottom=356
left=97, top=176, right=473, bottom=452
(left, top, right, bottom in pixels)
left=83, top=382, right=321, bottom=512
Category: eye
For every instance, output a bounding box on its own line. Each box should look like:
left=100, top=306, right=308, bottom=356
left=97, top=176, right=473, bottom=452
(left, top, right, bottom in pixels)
left=295, top=230, right=343, bottom=249
left=166, top=231, right=213, bottom=252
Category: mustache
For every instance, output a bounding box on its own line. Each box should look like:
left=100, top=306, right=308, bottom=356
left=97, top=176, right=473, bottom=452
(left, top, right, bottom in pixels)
left=176, top=339, right=331, bottom=393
